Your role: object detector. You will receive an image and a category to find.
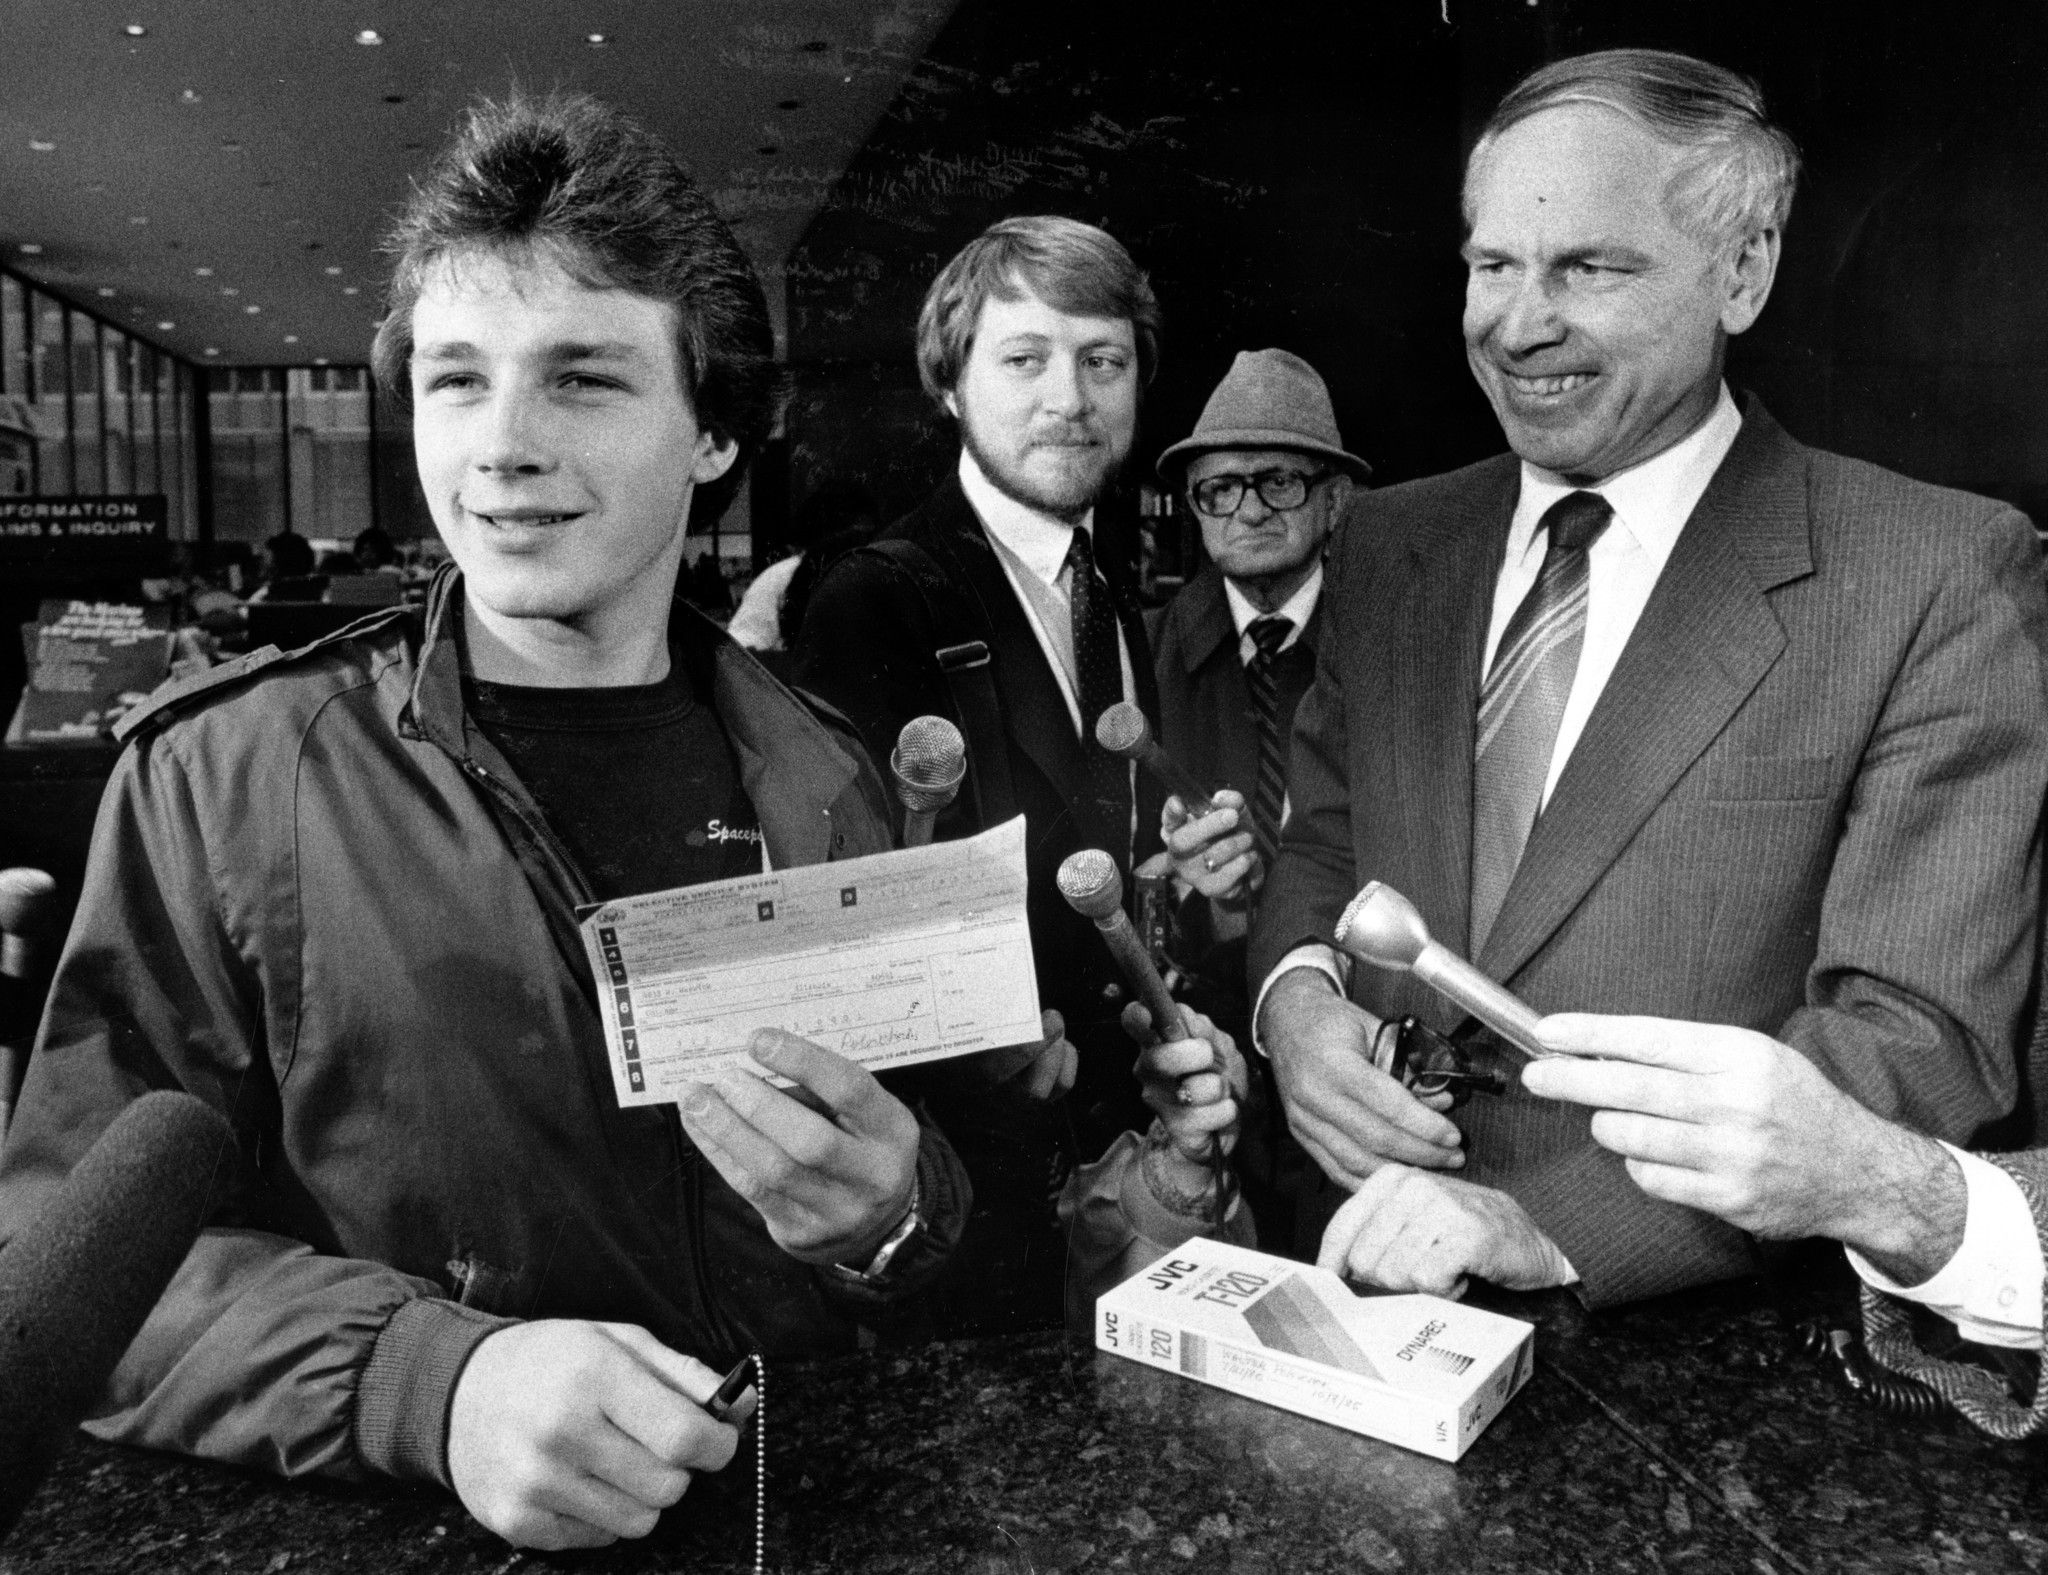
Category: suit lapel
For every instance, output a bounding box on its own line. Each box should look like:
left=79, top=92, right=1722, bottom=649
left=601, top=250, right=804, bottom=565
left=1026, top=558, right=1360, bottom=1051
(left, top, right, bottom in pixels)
left=912, top=479, right=1091, bottom=798
left=1478, top=405, right=1816, bottom=981
left=1381, top=460, right=1520, bottom=956
left=1176, top=567, right=1237, bottom=675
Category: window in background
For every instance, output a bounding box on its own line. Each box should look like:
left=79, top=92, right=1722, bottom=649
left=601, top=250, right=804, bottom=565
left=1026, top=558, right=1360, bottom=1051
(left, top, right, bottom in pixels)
left=286, top=365, right=373, bottom=543
left=132, top=340, right=159, bottom=499
left=1, top=273, right=25, bottom=400
left=68, top=309, right=103, bottom=495
left=164, top=356, right=195, bottom=541
left=208, top=366, right=286, bottom=541
left=32, top=292, right=70, bottom=493
left=103, top=325, right=133, bottom=494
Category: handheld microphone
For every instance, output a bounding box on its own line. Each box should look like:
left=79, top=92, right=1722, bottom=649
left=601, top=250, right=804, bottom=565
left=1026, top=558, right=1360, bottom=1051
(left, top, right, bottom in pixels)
left=0, top=868, right=56, bottom=983
left=0, top=1090, right=235, bottom=1539
left=1332, top=882, right=1552, bottom=1062
left=890, top=716, right=967, bottom=848
left=1057, top=850, right=1188, bottom=1039
left=1059, top=850, right=1232, bottom=1219
left=1093, top=703, right=1216, bottom=817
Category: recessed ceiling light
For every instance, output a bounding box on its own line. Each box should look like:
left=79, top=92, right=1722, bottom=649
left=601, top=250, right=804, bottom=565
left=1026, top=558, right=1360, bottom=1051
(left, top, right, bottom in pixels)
left=284, top=335, right=299, bottom=344
left=842, top=74, right=853, bottom=84
left=18, top=243, right=43, bottom=255
left=342, top=286, right=360, bottom=295
left=586, top=32, right=607, bottom=45
left=97, top=287, right=116, bottom=298
left=124, top=23, right=147, bottom=37
left=222, top=287, right=239, bottom=296
left=181, top=88, right=201, bottom=104
left=129, top=215, right=149, bottom=226
left=314, top=357, right=330, bottom=366
left=156, top=320, right=175, bottom=330
left=355, top=29, right=382, bottom=45
left=194, top=266, right=213, bottom=276
left=245, top=305, right=261, bottom=315
left=203, top=347, right=219, bottom=356
left=324, top=266, right=343, bottom=276
left=29, top=139, right=56, bottom=153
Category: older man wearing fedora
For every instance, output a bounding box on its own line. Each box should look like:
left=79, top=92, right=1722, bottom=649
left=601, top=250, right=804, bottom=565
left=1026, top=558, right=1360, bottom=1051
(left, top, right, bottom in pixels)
left=1152, top=349, right=1370, bottom=942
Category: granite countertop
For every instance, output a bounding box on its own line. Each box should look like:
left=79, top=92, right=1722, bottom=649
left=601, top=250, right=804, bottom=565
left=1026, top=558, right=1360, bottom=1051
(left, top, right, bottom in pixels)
left=6, top=1270, right=2048, bottom=1574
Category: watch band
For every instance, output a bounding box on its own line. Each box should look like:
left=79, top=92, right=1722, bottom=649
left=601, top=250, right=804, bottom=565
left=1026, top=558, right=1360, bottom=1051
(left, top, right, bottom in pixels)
left=828, top=1171, right=924, bottom=1285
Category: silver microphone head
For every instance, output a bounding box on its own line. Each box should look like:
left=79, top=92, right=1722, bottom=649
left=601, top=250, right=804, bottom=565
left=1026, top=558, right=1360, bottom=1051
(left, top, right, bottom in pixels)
left=0, top=867, right=57, bottom=937
left=1332, top=881, right=1432, bottom=970
left=1093, top=702, right=1149, bottom=759
left=1056, top=848, right=1124, bottom=920
left=889, top=716, right=967, bottom=813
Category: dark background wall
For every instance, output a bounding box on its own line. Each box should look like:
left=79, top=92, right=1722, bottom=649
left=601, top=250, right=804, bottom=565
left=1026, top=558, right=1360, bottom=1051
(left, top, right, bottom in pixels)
left=783, top=0, right=2048, bottom=543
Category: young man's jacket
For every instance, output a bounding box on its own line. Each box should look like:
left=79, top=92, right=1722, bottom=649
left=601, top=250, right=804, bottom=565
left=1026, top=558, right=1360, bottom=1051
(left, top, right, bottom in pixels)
left=0, top=566, right=971, bottom=1488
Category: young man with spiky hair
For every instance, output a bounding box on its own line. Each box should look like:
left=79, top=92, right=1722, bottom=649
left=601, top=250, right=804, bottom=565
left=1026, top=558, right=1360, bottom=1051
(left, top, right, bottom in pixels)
left=0, top=93, right=973, bottom=1551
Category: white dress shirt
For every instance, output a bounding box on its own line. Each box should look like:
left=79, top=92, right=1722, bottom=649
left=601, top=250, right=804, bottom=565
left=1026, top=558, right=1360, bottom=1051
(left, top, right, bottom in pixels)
left=1223, top=563, right=1323, bottom=665
left=1848, top=1145, right=2043, bottom=1348
left=957, top=448, right=1136, bottom=735
left=1256, top=385, right=1746, bottom=1023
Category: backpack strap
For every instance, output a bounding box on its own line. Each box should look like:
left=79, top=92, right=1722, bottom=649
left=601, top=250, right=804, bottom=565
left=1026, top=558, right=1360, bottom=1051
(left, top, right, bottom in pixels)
left=862, top=538, right=1019, bottom=831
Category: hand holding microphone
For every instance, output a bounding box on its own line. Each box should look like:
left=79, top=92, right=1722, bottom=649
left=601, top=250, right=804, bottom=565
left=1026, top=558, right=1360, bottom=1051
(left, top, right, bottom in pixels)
left=1094, top=705, right=1257, bottom=903
left=890, top=716, right=966, bottom=848
left=1332, top=882, right=1551, bottom=1063
left=1058, top=851, right=1242, bottom=1217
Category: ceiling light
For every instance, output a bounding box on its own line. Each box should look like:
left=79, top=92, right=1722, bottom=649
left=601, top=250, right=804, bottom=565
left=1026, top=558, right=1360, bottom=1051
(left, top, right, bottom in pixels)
left=245, top=305, right=261, bottom=315
left=194, top=266, right=213, bottom=276
left=342, top=286, right=360, bottom=295
left=129, top=215, right=149, bottom=225
left=29, top=139, right=56, bottom=153
left=222, top=287, right=239, bottom=296
left=355, top=29, right=382, bottom=45
left=97, top=287, right=116, bottom=298
left=586, top=33, right=607, bottom=45
left=181, top=89, right=200, bottom=103
left=203, top=347, right=219, bottom=357
left=284, top=335, right=299, bottom=344
left=324, top=266, right=343, bottom=275
left=18, top=243, right=43, bottom=255
left=157, top=320, right=175, bottom=331
left=314, top=357, right=330, bottom=366
left=124, top=23, right=147, bottom=36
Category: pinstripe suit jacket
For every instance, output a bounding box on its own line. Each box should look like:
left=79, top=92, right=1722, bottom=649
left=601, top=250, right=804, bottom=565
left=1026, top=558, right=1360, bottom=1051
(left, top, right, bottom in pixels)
left=1251, top=399, right=2048, bottom=1306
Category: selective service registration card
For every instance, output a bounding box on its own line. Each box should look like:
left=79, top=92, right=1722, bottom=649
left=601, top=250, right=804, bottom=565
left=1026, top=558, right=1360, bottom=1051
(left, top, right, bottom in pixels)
left=577, top=816, right=1042, bottom=1107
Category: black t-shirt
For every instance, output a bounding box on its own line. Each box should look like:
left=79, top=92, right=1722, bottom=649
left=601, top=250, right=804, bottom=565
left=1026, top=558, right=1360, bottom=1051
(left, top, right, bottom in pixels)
left=466, top=663, right=762, bottom=901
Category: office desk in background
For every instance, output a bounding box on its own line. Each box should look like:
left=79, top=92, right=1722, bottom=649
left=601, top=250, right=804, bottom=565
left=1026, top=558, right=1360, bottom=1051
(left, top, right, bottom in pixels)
left=6, top=1271, right=2046, bottom=1573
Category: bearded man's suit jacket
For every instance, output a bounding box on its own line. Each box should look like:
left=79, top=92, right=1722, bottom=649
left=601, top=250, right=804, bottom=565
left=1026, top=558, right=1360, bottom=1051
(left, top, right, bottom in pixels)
left=1250, top=400, right=2048, bottom=1308
left=796, top=474, right=1165, bottom=1054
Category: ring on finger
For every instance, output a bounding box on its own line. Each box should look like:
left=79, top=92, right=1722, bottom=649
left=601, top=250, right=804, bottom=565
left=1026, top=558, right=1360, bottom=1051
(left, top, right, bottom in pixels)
left=1203, top=855, right=1216, bottom=872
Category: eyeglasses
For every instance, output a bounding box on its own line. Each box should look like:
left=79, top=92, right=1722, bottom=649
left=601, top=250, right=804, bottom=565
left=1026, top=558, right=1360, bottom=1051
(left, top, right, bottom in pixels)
left=1188, top=468, right=1329, bottom=519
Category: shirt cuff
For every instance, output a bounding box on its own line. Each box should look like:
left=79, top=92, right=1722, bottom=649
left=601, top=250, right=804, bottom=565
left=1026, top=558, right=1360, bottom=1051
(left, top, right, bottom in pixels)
left=1847, top=1142, right=2042, bottom=1349
left=1249, top=945, right=1350, bottom=1056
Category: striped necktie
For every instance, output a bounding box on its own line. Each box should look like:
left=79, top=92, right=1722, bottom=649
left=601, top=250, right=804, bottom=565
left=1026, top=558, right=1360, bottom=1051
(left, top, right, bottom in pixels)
left=1243, top=615, right=1294, bottom=875
left=1468, top=489, right=1612, bottom=955
left=1065, top=528, right=1133, bottom=861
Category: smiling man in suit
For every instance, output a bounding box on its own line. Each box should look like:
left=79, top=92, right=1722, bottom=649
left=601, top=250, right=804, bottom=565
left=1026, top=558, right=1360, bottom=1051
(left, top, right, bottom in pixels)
left=793, top=216, right=1168, bottom=1330
left=1253, top=48, right=2048, bottom=1308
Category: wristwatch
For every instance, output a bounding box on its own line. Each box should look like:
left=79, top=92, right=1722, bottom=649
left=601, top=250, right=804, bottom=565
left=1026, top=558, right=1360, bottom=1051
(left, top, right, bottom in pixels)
left=828, top=1172, right=925, bottom=1286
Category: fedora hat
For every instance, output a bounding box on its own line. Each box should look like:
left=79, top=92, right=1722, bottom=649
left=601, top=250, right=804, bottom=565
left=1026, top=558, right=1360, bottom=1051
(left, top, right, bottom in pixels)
left=1156, top=348, right=1370, bottom=483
